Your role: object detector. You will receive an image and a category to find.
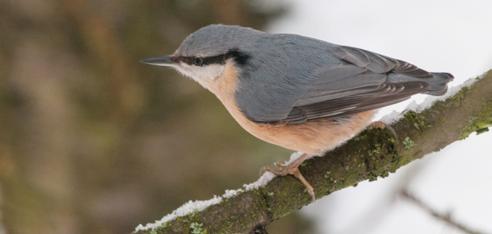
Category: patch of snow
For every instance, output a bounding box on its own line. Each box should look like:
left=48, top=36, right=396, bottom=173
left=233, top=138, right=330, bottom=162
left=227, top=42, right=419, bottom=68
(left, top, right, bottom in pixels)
left=134, top=195, right=222, bottom=232
left=380, top=110, right=401, bottom=124
left=134, top=172, right=277, bottom=232
left=223, top=189, right=242, bottom=199
left=243, top=172, right=276, bottom=191
left=283, top=151, right=304, bottom=165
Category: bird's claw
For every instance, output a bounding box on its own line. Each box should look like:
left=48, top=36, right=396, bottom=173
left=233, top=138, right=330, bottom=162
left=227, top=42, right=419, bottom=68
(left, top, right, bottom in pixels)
left=262, top=159, right=316, bottom=201
left=369, top=120, right=398, bottom=138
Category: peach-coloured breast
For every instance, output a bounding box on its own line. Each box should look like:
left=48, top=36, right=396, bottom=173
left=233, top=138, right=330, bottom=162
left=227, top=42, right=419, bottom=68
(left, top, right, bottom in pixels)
left=208, top=61, right=374, bottom=155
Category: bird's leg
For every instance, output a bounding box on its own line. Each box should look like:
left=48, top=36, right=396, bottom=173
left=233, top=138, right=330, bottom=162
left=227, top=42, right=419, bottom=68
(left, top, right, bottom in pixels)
left=263, top=153, right=315, bottom=201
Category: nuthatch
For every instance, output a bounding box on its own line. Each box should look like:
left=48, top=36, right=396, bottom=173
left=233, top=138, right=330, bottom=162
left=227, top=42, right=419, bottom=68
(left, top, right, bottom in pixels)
left=142, top=24, right=453, bottom=199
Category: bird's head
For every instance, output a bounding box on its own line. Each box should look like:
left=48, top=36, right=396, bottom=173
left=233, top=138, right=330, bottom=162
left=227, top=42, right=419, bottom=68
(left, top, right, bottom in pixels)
left=142, top=24, right=262, bottom=89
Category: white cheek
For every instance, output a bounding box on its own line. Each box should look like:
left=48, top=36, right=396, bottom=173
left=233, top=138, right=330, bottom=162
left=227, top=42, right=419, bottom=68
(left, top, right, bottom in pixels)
left=175, top=63, right=225, bottom=89
left=196, top=64, right=225, bottom=80
left=174, top=64, right=195, bottom=78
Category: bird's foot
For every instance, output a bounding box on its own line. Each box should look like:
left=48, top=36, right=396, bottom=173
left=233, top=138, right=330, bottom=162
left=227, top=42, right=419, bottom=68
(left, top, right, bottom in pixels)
left=368, top=120, right=387, bottom=129
left=368, top=120, right=397, bottom=138
left=262, top=153, right=315, bottom=201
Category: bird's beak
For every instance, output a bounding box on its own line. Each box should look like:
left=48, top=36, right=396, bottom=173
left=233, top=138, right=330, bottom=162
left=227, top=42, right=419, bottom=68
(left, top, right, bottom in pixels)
left=140, top=55, right=175, bottom=67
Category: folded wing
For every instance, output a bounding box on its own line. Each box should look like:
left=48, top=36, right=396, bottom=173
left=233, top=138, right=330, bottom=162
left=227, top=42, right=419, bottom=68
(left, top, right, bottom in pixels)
left=236, top=40, right=452, bottom=124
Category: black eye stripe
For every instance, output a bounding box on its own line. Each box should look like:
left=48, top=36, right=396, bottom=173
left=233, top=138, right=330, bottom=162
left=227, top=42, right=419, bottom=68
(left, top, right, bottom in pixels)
left=174, top=49, right=250, bottom=66
left=193, top=57, right=203, bottom=66
left=176, top=55, right=225, bottom=66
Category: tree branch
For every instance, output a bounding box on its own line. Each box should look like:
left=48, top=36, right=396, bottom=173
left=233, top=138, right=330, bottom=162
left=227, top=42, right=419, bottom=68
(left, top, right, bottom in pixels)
left=135, top=70, right=492, bottom=234
left=400, top=189, right=487, bottom=234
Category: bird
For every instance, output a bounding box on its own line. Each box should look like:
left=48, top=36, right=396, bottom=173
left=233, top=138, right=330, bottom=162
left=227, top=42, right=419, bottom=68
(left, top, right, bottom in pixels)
left=141, top=24, right=453, bottom=200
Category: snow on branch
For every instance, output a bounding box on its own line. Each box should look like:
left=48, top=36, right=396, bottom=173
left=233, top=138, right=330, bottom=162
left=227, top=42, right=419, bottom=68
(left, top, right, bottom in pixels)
left=135, top=70, right=492, bottom=234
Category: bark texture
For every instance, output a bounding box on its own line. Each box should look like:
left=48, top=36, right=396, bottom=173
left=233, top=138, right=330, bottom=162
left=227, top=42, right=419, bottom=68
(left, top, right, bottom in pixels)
left=136, top=70, right=492, bottom=234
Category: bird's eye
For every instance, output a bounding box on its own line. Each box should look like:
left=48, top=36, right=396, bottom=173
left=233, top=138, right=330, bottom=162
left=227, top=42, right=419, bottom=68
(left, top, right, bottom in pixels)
left=192, top=57, right=204, bottom=66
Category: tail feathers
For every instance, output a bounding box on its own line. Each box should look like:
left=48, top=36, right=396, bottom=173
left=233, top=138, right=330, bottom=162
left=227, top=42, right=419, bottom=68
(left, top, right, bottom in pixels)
left=425, top=72, right=454, bottom=96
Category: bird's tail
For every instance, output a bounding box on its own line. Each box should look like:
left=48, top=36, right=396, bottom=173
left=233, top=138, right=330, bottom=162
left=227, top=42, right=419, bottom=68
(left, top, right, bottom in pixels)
left=424, top=72, right=454, bottom=96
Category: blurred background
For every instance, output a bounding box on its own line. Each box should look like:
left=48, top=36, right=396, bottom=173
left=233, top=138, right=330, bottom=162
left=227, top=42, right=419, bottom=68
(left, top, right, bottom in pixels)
left=0, top=0, right=491, bottom=234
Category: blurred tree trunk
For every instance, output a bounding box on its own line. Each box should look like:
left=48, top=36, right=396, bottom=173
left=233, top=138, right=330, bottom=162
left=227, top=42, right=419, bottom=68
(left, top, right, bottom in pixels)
left=0, top=1, right=290, bottom=234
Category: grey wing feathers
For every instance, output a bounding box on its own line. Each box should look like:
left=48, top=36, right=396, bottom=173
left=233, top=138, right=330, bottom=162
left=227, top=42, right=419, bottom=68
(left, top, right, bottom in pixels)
left=235, top=36, right=453, bottom=124
left=332, top=45, right=397, bottom=74
left=284, top=81, right=426, bottom=123
left=282, top=46, right=452, bottom=124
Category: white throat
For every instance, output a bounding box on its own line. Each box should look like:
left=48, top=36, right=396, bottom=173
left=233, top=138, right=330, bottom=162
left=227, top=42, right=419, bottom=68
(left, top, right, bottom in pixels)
left=175, top=63, right=226, bottom=89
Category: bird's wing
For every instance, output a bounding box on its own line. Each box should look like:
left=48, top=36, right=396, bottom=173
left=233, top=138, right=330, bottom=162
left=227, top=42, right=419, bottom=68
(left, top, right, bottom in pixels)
left=235, top=37, right=442, bottom=124
left=281, top=46, right=433, bottom=123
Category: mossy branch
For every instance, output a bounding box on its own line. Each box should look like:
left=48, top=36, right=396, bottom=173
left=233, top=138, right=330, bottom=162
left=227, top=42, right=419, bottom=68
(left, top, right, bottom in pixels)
left=135, top=70, right=492, bottom=234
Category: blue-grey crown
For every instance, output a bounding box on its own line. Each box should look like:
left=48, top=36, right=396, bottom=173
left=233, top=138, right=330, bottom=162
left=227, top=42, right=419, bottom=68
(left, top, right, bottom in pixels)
left=175, top=24, right=264, bottom=57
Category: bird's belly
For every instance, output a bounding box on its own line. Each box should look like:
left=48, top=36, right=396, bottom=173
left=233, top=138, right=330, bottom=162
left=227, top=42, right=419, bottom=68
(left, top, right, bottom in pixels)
left=216, top=86, right=375, bottom=154
left=231, top=111, right=374, bottom=155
